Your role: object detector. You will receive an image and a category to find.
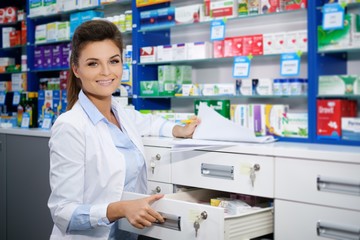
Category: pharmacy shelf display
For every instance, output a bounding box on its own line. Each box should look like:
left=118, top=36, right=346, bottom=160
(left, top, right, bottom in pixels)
left=132, top=0, right=360, bottom=146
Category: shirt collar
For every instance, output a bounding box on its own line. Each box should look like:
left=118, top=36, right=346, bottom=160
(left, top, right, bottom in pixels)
left=78, top=90, right=106, bottom=125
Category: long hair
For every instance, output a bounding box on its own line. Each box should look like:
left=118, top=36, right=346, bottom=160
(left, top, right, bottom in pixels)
left=66, top=20, right=124, bottom=110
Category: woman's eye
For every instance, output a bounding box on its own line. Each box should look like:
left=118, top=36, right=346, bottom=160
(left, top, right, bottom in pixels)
left=110, top=59, right=121, bottom=64
left=88, top=62, right=98, bottom=67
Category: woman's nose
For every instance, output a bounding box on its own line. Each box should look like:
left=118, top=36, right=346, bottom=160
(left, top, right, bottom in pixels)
left=100, top=64, right=111, bottom=76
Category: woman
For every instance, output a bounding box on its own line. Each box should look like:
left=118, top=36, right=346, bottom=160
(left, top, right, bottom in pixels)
left=48, top=20, right=200, bottom=240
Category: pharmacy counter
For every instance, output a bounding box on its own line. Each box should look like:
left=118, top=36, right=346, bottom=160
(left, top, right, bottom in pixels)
left=1, top=131, right=360, bottom=240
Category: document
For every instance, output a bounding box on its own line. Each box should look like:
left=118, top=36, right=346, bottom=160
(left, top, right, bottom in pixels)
left=192, top=103, right=276, bottom=143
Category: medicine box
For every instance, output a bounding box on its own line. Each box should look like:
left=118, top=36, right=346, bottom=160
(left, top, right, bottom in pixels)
left=157, top=45, right=173, bottom=62
left=140, top=47, right=156, bottom=63
left=342, top=117, right=360, bottom=141
left=265, top=104, right=289, bottom=136
left=210, top=0, right=237, bottom=18
left=175, top=4, right=203, bottom=24
left=29, top=0, right=44, bottom=17
left=140, top=81, right=159, bottom=96
left=237, top=78, right=252, bottom=96
left=317, top=99, right=357, bottom=139
left=38, top=90, right=61, bottom=127
left=282, top=112, right=308, bottom=138
left=252, top=78, right=273, bottom=95
left=35, top=24, right=47, bottom=44
left=194, top=99, right=231, bottom=119
left=172, top=43, right=187, bottom=61
left=319, top=75, right=360, bottom=95
left=186, top=42, right=212, bottom=60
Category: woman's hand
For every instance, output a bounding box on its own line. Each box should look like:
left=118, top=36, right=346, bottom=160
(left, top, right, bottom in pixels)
left=107, top=194, right=164, bottom=229
left=172, top=115, right=201, bottom=138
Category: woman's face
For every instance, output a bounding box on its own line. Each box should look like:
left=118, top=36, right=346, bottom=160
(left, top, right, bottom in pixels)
left=72, top=39, right=123, bottom=101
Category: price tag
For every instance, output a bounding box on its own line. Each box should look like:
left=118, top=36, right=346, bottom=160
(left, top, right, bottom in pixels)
left=21, top=112, right=30, bottom=128
left=322, top=3, right=344, bottom=30
left=41, top=113, right=52, bottom=130
left=280, top=53, right=300, bottom=76
left=210, top=19, right=226, bottom=41
left=0, top=91, right=5, bottom=105
left=233, top=56, right=251, bottom=78
left=12, top=91, right=20, bottom=105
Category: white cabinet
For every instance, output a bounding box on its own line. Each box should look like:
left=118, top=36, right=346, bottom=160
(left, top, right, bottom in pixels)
left=275, top=200, right=360, bottom=240
left=118, top=189, right=273, bottom=240
left=172, top=150, right=274, bottom=198
left=145, top=146, right=172, bottom=183
left=274, top=157, right=360, bottom=240
left=147, top=181, right=174, bottom=195
left=275, top=157, right=360, bottom=211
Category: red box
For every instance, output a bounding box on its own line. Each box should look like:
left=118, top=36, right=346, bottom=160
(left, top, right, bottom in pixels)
left=260, top=0, right=281, bottom=14
left=317, top=99, right=357, bottom=139
left=242, top=35, right=253, bottom=56
left=252, top=34, right=264, bottom=56
left=283, top=0, right=307, bottom=11
left=223, top=37, right=234, bottom=57
left=9, top=30, right=20, bottom=47
left=4, top=7, right=17, bottom=23
left=232, top=36, right=243, bottom=56
left=21, top=21, right=27, bottom=45
left=213, top=40, right=224, bottom=58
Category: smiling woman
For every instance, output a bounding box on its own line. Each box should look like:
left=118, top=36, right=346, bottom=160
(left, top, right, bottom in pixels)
left=47, top=20, right=200, bottom=240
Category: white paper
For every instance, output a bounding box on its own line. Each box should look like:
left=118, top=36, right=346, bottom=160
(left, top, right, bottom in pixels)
left=193, top=103, right=275, bottom=143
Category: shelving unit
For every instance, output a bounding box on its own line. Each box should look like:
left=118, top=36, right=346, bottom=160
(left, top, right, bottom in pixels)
left=312, top=1, right=360, bottom=146
left=130, top=0, right=360, bottom=146
left=0, top=0, right=355, bottom=146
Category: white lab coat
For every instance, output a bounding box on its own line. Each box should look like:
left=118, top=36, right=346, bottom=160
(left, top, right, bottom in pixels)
left=48, top=99, right=175, bottom=240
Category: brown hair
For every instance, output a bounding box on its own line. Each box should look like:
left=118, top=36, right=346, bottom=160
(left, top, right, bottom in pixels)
left=66, top=20, right=124, bottom=110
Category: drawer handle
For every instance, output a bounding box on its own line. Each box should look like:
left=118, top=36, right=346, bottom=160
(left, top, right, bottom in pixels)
left=201, top=163, right=234, bottom=180
left=317, top=176, right=360, bottom=196
left=153, top=212, right=181, bottom=231
left=317, top=221, right=360, bottom=240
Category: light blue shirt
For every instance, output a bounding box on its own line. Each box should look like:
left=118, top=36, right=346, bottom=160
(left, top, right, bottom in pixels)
left=67, top=91, right=146, bottom=239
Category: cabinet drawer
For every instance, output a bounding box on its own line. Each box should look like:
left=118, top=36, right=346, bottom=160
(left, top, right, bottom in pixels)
left=147, top=181, right=174, bottom=195
left=144, top=146, right=171, bottom=183
left=118, top=189, right=273, bottom=240
left=171, top=151, right=274, bottom=197
left=275, top=200, right=360, bottom=240
left=275, top=157, right=360, bottom=211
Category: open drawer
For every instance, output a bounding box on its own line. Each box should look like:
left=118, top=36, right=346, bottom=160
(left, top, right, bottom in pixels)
left=118, top=189, right=273, bottom=240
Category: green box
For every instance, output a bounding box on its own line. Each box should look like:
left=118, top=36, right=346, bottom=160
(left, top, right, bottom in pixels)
left=158, top=65, right=176, bottom=96
left=194, top=100, right=230, bottom=119
left=140, top=81, right=159, bottom=96
left=176, top=65, right=192, bottom=84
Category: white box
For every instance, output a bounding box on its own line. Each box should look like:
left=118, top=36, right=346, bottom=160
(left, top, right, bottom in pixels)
left=263, top=33, right=275, bottom=55
left=2, top=27, right=15, bottom=48
left=231, top=104, right=249, bottom=128
left=46, top=22, right=60, bottom=42
left=172, top=43, right=187, bottom=61
left=238, top=78, right=252, bottom=96
left=57, top=21, right=70, bottom=41
left=175, top=4, right=203, bottom=24
left=35, top=24, right=47, bottom=43
left=253, top=78, right=273, bottom=95
left=297, top=29, right=308, bottom=52
left=61, top=0, right=78, bottom=11
left=273, top=32, right=286, bottom=54
left=186, top=41, right=212, bottom=60
left=140, top=47, right=156, bottom=63
left=342, top=117, right=360, bottom=141
left=44, top=0, right=59, bottom=14
left=78, top=0, right=99, bottom=9
left=157, top=45, right=173, bottom=62
left=284, top=31, right=298, bottom=53
left=0, top=57, right=15, bottom=66
left=265, top=104, right=288, bottom=136
left=29, top=0, right=44, bottom=17
left=282, top=112, right=308, bottom=138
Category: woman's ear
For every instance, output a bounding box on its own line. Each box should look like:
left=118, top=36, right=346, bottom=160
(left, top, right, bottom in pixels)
left=72, top=65, right=79, bottom=78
